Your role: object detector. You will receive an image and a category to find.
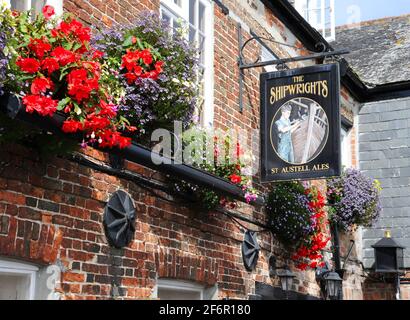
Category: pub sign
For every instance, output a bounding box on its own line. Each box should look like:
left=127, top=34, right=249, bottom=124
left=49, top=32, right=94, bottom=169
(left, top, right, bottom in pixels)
left=260, top=64, right=341, bottom=182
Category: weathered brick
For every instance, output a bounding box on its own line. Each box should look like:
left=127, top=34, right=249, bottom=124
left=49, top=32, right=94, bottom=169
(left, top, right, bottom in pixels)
left=38, top=200, right=60, bottom=213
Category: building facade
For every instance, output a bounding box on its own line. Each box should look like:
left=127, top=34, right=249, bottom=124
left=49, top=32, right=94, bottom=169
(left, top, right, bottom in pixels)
left=333, top=14, right=410, bottom=299
left=0, top=0, right=408, bottom=300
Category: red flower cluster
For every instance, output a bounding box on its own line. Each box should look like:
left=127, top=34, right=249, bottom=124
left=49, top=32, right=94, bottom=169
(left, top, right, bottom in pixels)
left=16, top=58, right=41, bottom=74
left=51, top=47, right=77, bottom=66
left=292, top=188, right=330, bottom=271
left=28, top=38, right=52, bottom=59
left=42, top=5, right=55, bottom=20
left=229, top=174, right=242, bottom=184
left=31, top=77, right=53, bottom=94
left=23, top=95, right=58, bottom=117
left=67, top=68, right=99, bottom=102
left=15, top=6, right=131, bottom=149
left=121, top=49, right=164, bottom=84
left=51, top=18, right=91, bottom=44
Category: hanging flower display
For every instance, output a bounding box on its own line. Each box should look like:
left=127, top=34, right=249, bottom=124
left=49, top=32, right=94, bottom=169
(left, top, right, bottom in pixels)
left=93, top=11, right=199, bottom=138
left=327, top=168, right=382, bottom=231
left=266, top=182, right=329, bottom=270
left=0, top=3, right=13, bottom=97
left=4, top=6, right=132, bottom=149
left=171, top=129, right=258, bottom=211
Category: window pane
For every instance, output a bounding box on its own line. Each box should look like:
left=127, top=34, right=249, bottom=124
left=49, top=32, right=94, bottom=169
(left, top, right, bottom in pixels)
left=189, top=25, right=196, bottom=43
left=189, top=0, right=196, bottom=26
left=11, top=0, right=27, bottom=11
left=0, top=274, right=31, bottom=300
left=161, top=10, right=172, bottom=27
left=158, top=288, right=201, bottom=300
left=199, top=34, right=205, bottom=64
left=33, top=0, right=46, bottom=14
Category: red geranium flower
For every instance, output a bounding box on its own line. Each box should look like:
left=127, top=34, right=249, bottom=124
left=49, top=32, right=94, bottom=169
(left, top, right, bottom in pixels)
left=84, top=116, right=111, bottom=132
left=56, top=19, right=91, bottom=43
left=155, top=61, right=164, bottom=73
left=62, top=120, right=84, bottom=133
left=30, top=77, right=53, bottom=95
left=41, top=58, right=60, bottom=74
left=16, top=58, right=40, bottom=74
left=28, top=38, right=52, bottom=59
left=122, top=50, right=141, bottom=71
left=67, top=68, right=99, bottom=102
left=23, top=95, right=58, bottom=117
left=42, top=5, right=55, bottom=20
left=92, top=50, right=104, bottom=60
left=51, top=47, right=77, bottom=66
left=140, top=49, right=153, bottom=65
left=124, top=72, right=137, bottom=85
left=98, top=100, right=117, bottom=118
left=229, top=174, right=242, bottom=184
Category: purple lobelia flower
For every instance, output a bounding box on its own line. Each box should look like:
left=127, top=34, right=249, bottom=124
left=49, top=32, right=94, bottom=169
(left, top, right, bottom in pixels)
left=266, top=182, right=316, bottom=247
left=0, top=27, right=9, bottom=96
left=92, top=11, right=199, bottom=137
left=327, top=168, right=382, bottom=231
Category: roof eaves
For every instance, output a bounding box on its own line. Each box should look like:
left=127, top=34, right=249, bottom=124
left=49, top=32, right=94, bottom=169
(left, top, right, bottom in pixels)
left=260, top=0, right=410, bottom=103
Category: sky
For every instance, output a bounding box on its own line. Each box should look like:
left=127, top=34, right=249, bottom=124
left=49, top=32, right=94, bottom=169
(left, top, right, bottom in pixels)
left=335, top=0, right=410, bottom=26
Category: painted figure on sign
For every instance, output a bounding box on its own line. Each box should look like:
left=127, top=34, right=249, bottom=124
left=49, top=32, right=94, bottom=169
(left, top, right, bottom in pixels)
left=275, top=105, right=301, bottom=163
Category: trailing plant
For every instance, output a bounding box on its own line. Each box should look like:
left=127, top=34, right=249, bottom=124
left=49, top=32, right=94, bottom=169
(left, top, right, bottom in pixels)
left=0, top=2, right=14, bottom=96
left=327, top=168, right=382, bottom=231
left=171, top=128, right=258, bottom=211
left=93, top=11, right=199, bottom=138
left=266, top=182, right=329, bottom=270
left=3, top=5, right=133, bottom=149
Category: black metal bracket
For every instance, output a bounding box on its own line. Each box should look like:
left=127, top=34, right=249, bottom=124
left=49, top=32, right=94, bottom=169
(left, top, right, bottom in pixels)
left=213, top=0, right=229, bottom=15
left=237, top=26, right=350, bottom=112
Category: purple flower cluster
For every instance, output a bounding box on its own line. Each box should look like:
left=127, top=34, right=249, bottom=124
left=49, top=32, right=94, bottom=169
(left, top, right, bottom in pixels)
left=266, top=182, right=316, bottom=247
left=0, top=29, right=8, bottom=96
left=327, top=168, right=382, bottom=231
left=92, top=11, right=199, bottom=134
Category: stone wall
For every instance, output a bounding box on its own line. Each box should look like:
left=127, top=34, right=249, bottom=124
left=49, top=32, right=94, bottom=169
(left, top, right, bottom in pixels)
left=359, top=97, right=410, bottom=268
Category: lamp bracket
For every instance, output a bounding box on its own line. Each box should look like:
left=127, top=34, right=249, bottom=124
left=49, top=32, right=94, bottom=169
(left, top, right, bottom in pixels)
left=236, top=24, right=350, bottom=113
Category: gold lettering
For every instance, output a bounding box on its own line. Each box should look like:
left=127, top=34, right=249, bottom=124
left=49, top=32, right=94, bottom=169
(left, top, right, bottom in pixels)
left=270, top=87, right=276, bottom=104
left=269, top=79, right=330, bottom=103
left=322, top=81, right=328, bottom=97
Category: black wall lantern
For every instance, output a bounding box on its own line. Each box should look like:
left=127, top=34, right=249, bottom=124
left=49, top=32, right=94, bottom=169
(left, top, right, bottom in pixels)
left=316, top=263, right=343, bottom=300
left=372, top=230, right=405, bottom=273
left=268, top=256, right=296, bottom=299
left=277, top=267, right=296, bottom=299
left=322, top=271, right=343, bottom=300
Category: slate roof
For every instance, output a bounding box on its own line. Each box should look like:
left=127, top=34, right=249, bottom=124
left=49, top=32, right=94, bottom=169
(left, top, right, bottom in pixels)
left=332, top=14, right=410, bottom=87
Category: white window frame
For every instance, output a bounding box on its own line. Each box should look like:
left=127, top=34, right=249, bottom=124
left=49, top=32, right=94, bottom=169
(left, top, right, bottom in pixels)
left=292, top=0, right=335, bottom=41
left=156, top=279, right=205, bottom=300
left=7, top=0, right=63, bottom=16
left=0, top=258, right=38, bottom=300
left=341, top=125, right=352, bottom=169
left=160, top=0, right=214, bottom=128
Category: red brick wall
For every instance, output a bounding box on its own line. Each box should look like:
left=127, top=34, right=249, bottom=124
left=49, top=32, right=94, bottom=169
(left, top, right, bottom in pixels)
left=64, top=0, right=159, bottom=26
left=0, top=0, right=364, bottom=300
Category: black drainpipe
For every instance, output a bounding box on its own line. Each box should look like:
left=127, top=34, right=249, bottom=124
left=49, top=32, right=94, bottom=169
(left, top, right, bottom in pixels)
left=0, top=94, right=264, bottom=206
left=330, top=222, right=344, bottom=300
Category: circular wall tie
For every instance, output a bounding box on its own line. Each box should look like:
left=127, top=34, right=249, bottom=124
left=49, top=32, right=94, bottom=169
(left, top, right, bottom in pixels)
left=103, top=190, right=136, bottom=248
left=242, top=230, right=260, bottom=271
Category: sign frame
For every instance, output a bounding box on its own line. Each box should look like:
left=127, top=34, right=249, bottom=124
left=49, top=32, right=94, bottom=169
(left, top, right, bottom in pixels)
left=260, top=63, right=342, bottom=182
